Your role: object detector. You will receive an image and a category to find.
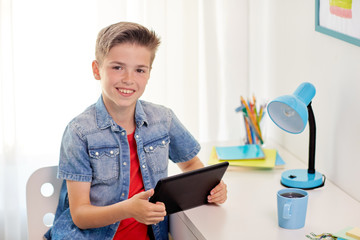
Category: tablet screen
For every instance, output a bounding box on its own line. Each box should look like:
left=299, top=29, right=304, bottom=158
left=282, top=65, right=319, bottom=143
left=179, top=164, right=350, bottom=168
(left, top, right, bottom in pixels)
left=149, top=162, right=229, bottom=215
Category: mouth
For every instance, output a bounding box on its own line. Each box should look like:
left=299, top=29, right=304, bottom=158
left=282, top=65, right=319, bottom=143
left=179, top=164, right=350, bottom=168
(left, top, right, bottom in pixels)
left=117, top=88, right=135, bottom=94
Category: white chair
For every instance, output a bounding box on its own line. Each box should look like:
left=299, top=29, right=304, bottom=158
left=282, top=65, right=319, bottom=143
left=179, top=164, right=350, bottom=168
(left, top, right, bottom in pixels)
left=26, top=166, right=62, bottom=240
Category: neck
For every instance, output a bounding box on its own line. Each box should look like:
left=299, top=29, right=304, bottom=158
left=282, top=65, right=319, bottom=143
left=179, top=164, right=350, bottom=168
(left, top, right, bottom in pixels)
left=113, top=110, right=136, bottom=134
left=103, top=101, right=137, bottom=134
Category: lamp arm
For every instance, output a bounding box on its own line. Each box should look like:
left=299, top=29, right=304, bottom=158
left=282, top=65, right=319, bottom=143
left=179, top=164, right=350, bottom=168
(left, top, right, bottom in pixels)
left=307, top=102, right=316, bottom=174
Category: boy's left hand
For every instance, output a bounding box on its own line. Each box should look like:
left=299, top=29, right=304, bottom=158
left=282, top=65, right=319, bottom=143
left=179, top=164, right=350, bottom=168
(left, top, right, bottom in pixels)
left=207, top=180, right=227, bottom=204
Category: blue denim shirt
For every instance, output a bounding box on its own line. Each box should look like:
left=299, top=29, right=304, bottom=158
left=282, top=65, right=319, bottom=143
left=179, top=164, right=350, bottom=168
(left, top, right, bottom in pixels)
left=45, top=96, right=200, bottom=240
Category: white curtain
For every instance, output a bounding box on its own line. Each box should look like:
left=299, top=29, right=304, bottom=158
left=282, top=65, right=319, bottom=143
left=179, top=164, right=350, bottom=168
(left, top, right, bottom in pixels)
left=0, top=0, right=249, bottom=239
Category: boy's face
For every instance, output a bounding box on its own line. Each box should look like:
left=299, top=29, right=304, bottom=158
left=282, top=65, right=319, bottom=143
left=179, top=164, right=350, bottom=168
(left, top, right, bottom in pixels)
left=92, top=43, right=151, bottom=115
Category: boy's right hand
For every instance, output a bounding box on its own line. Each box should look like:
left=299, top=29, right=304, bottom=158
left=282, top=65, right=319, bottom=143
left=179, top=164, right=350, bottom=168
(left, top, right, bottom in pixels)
left=128, top=189, right=166, bottom=225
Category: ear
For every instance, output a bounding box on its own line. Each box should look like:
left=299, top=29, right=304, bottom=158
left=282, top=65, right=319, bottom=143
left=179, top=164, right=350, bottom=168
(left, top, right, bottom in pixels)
left=92, top=60, right=101, bottom=80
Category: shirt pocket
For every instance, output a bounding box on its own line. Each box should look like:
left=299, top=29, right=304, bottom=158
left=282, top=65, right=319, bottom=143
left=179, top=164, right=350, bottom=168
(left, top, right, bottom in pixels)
left=144, top=135, right=169, bottom=174
left=89, top=147, right=119, bottom=182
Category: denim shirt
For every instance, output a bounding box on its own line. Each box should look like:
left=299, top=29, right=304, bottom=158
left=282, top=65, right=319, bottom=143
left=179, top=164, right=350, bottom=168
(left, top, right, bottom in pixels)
left=44, top=96, right=201, bottom=240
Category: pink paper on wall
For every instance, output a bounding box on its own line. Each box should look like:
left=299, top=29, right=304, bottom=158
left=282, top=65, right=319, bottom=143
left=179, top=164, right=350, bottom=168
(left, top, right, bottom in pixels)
left=329, top=0, right=352, bottom=19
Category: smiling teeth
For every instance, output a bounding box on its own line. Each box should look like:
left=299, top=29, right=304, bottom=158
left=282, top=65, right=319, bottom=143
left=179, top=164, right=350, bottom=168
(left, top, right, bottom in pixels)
left=119, top=89, right=134, bottom=94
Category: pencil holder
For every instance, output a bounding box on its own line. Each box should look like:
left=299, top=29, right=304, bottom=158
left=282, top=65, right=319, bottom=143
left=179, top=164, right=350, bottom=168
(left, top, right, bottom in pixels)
left=236, top=96, right=267, bottom=145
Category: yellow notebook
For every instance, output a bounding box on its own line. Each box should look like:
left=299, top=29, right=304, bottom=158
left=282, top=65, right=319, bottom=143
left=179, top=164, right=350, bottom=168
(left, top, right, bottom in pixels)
left=208, top=147, right=278, bottom=168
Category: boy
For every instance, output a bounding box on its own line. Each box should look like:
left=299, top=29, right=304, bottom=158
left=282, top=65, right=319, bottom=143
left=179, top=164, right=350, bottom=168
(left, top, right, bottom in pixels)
left=45, top=21, right=227, bottom=240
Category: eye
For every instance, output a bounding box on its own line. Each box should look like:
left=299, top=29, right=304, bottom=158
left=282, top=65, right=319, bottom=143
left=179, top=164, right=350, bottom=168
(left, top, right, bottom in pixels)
left=112, top=66, right=123, bottom=70
left=136, top=68, right=146, bottom=73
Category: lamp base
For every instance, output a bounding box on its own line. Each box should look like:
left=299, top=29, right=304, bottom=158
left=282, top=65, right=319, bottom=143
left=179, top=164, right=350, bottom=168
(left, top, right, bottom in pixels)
left=281, top=169, right=324, bottom=189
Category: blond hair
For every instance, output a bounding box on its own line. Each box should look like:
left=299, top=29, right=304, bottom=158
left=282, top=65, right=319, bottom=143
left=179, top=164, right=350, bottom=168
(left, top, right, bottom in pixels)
left=95, top=22, right=161, bottom=66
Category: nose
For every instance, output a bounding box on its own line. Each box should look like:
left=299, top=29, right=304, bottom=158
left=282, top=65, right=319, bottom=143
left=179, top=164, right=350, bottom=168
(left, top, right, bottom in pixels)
left=121, top=70, right=134, bottom=85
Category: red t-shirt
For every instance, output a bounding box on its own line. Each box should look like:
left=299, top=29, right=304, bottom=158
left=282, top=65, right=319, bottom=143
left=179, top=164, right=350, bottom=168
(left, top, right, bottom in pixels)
left=113, top=132, right=150, bottom=240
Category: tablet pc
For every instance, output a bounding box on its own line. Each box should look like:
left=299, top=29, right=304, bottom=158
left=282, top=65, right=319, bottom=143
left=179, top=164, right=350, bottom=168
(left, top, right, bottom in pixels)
left=149, top=162, right=229, bottom=215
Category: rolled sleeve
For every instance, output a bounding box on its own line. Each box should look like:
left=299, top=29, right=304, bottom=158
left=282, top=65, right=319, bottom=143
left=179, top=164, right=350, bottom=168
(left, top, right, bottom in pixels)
left=58, top=122, right=93, bottom=182
left=168, top=109, right=201, bottom=163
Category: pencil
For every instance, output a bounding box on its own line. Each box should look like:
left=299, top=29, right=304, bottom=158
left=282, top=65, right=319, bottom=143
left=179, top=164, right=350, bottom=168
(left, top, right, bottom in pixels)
left=241, top=96, right=263, bottom=142
left=246, top=115, right=264, bottom=144
left=252, top=96, right=262, bottom=141
left=242, top=107, right=253, bottom=144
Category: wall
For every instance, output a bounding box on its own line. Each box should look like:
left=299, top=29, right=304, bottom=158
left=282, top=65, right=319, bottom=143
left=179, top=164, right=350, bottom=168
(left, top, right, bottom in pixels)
left=249, top=0, right=360, bottom=202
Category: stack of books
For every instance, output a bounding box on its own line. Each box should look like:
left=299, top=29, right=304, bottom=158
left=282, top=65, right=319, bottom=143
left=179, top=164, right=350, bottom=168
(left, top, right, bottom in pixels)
left=208, top=144, right=285, bottom=169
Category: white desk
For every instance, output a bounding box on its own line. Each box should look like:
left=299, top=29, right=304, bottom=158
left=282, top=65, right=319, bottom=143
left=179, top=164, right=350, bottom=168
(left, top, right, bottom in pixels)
left=169, top=142, right=360, bottom=240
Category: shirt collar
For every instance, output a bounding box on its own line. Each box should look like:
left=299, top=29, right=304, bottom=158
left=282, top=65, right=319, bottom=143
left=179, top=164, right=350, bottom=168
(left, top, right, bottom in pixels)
left=134, top=100, right=148, bottom=127
left=95, top=96, right=148, bottom=131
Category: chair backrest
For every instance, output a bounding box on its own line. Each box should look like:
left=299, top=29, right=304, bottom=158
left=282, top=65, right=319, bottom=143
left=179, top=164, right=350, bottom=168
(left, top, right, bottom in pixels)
left=26, top=166, right=62, bottom=240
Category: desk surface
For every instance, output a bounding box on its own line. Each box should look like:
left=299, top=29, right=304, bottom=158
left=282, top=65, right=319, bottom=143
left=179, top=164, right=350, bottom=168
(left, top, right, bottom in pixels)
left=168, top=142, right=360, bottom=240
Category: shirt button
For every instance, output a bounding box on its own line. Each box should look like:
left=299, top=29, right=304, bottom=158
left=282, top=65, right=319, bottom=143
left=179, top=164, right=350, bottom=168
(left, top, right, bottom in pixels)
left=162, top=140, right=165, bottom=145
left=110, top=150, right=114, bottom=154
left=121, top=193, right=125, bottom=197
left=123, top=162, right=127, bottom=166
left=149, top=146, right=153, bottom=150
left=121, top=132, right=125, bottom=136
left=95, top=152, right=99, bottom=156
left=135, top=135, right=139, bottom=139
left=142, top=165, right=146, bottom=169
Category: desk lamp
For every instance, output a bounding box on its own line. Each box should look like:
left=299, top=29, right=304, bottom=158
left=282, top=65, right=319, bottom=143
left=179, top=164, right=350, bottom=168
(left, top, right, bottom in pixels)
left=267, top=82, right=325, bottom=189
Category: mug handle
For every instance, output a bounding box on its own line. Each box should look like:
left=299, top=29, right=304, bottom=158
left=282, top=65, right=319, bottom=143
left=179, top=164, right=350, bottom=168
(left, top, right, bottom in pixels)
left=283, top=203, right=292, bottom=219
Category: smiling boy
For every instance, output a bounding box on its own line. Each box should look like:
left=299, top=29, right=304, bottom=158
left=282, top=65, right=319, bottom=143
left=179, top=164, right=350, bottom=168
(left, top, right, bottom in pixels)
left=45, top=22, right=227, bottom=240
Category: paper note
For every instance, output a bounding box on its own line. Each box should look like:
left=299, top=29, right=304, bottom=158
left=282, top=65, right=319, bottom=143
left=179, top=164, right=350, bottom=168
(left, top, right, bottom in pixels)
left=209, top=147, right=280, bottom=168
left=334, top=227, right=359, bottom=240
left=215, top=144, right=265, bottom=160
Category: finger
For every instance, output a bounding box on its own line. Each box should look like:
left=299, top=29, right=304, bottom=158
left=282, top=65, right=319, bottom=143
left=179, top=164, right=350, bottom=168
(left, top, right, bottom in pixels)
left=208, top=193, right=227, bottom=204
left=149, top=209, right=167, bottom=217
left=151, top=202, right=166, bottom=214
left=137, top=189, right=154, bottom=200
left=143, top=201, right=166, bottom=214
left=209, top=182, right=227, bottom=197
left=145, top=189, right=154, bottom=198
left=144, top=208, right=166, bottom=224
left=145, top=215, right=166, bottom=225
left=208, top=189, right=225, bottom=199
left=208, top=183, right=227, bottom=204
left=210, top=181, right=226, bottom=195
left=155, top=201, right=165, bottom=207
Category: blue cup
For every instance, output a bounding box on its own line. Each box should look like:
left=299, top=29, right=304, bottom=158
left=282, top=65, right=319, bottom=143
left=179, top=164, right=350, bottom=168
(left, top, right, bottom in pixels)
left=277, top=188, right=308, bottom=229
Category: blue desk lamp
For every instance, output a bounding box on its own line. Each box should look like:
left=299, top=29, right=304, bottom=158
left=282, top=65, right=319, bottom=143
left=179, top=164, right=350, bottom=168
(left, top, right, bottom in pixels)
left=267, top=82, right=325, bottom=189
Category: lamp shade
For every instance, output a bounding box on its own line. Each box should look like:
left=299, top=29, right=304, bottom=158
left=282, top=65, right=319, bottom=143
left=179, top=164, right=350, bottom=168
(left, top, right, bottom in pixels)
left=267, top=82, right=316, bottom=134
